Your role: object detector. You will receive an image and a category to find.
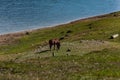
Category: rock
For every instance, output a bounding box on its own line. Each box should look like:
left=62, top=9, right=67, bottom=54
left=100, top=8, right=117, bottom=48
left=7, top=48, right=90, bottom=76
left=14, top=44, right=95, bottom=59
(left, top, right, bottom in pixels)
left=66, top=30, right=72, bottom=33
left=66, top=49, right=71, bottom=52
left=25, top=32, right=30, bottom=35
left=110, top=34, right=119, bottom=39
left=59, top=37, right=64, bottom=40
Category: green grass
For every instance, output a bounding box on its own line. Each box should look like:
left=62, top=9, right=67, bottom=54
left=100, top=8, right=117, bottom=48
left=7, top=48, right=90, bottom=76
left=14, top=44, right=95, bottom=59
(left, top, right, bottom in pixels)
left=0, top=11, right=120, bottom=79
left=0, top=48, right=120, bottom=80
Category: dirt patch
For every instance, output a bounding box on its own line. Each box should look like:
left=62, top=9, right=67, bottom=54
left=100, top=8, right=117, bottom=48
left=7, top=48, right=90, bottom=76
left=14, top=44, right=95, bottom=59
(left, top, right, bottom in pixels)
left=0, top=31, right=31, bottom=45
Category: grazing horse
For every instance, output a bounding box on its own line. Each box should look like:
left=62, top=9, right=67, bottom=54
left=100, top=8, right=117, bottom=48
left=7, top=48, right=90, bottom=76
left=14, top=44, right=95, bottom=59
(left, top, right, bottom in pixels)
left=49, top=39, right=60, bottom=50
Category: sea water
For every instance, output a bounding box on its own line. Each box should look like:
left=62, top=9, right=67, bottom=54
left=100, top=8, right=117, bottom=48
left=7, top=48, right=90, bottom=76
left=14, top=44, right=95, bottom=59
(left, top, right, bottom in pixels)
left=0, top=0, right=120, bottom=34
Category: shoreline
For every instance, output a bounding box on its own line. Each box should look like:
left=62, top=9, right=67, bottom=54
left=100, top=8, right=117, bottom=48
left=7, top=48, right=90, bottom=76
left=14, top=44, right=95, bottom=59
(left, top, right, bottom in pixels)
left=0, top=13, right=113, bottom=35
left=0, top=11, right=118, bottom=41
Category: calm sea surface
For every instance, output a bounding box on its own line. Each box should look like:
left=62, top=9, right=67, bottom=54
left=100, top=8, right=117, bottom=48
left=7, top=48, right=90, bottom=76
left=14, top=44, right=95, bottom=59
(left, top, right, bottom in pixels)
left=0, top=0, right=120, bottom=34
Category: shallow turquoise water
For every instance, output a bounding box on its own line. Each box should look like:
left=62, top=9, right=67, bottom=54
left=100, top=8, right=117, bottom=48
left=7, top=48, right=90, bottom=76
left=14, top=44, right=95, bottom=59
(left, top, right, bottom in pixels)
left=0, top=0, right=120, bottom=34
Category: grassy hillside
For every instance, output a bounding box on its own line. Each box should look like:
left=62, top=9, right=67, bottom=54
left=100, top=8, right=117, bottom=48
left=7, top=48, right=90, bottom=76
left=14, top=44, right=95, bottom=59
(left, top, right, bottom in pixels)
left=0, top=11, right=120, bottom=54
left=0, top=11, right=120, bottom=80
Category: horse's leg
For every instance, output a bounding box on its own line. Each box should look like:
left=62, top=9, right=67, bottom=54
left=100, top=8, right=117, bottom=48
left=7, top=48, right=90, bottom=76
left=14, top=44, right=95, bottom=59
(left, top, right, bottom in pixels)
left=49, top=44, right=52, bottom=51
left=56, top=45, right=59, bottom=51
left=53, top=44, right=55, bottom=50
left=57, top=43, right=60, bottom=50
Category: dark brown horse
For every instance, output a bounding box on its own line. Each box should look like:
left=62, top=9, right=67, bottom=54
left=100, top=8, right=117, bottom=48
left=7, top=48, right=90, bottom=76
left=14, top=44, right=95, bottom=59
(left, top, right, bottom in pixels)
left=49, top=39, right=60, bottom=50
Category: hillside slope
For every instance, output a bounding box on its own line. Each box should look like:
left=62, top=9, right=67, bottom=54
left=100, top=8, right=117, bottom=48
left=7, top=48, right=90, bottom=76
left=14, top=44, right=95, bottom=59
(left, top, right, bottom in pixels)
left=0, top=11, right=120, bottom=80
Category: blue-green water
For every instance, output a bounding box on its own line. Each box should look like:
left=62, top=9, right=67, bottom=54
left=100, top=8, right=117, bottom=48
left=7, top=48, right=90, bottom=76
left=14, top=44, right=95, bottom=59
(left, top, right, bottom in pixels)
left=0, top=0, right=120, bottom=34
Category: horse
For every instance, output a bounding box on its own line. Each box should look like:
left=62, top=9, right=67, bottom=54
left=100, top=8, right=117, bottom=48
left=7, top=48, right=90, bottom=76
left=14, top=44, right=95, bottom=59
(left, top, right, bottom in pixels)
left=49, top=39, right=60, bottom=50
